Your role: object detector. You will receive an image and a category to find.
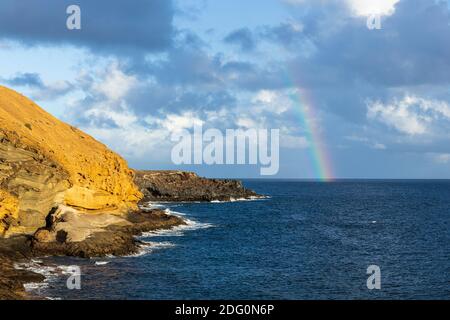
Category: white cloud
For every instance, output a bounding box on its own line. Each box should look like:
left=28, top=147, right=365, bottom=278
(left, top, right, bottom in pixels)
left=151, top=112, right=204, bottom=133
left=84, top=126, right=170, bottom=161
left=85, top=106, right=138, bottom=127
left=347, top=0, right=400, bottom=16
left=432, top=153, right=450, bottom=164
left=253, top=90, right=277, bottom=104
left=236, top=117, right=258, bottom=129
left=373, top=143, right=387, bottom=150
left=251, top=89, right=292, bottom=115
left=345, top=135, right=387, bottom=150
left=32, top=80, right=72, bottom=101
left=280, top=134, right=309, bottom=149
left=93, top=62, right=137, bottom=101
left=283, top=0, right=400, bottom=17
left=367, top=95, right=450, bottom=136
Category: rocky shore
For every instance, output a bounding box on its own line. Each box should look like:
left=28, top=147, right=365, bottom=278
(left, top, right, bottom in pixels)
left=0, top=171, right=260, bottom=299
left=0, top=208, right=185, bottom=299
left=135, top=170, right=260, bottom=202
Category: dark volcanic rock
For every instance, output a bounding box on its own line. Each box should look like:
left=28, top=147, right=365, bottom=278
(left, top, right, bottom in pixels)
left=134, top=170, right=261, bottom=202
left=0, top=236, right=44, bottom=299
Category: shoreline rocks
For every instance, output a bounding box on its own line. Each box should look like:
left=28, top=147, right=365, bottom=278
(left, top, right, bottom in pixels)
left=134, top=170, right=261, bottom=203
left=0, top=208, right=185, bottom=299
left=0, top=236, right=45, bottom=299
left=30, top=209, right=184, bottom=258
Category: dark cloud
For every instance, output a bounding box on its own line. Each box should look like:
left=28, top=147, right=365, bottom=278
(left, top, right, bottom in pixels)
left=2, top=73, right=44, bottom=88
left=0, top=73, right=72, bottom=101
left=288, top=0, right=450, bottom=87
left=126, top=84, right=237, bottom=116
left=134, top=30, right=287, bottom=91
left=260, top=22, right=304, bottom=47
left=249, top=0, right=450, bottom=128
left=224, top=28, right=257, bottom=51
left=0, top=0, right=174, bottom=53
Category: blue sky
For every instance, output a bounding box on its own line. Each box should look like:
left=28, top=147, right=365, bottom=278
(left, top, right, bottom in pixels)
left=1, top=0, right=450, bottom=179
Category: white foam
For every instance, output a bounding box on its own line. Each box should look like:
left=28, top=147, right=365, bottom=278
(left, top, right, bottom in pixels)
left=57, top=265, right=79, bottom=275
left=140, top=214, right=214, bottom=238
left=24, top=282, right=48, bottom=291
left=140, top=202, right=167, bottom=210
left=127, top=241, right=176, bottom=257
left=210, top=195, right=270, bottom=203
left=132, top=203, right=214, bottom=258
left=14, top=260, right=82, bottom=298
left=164, top=208, right=186, bottom=216
left=14, top=261, right=59, bottom=292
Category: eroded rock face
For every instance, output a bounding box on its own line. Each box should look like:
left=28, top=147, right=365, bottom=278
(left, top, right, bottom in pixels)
left=134, top=170, right=260, bottom=202
left=0, top=135, right=69, bottom=236
left=0, top=86, right=142, bottom=237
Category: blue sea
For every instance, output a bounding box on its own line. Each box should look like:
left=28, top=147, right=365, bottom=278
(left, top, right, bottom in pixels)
left=24, top=180, right=450, bottom=300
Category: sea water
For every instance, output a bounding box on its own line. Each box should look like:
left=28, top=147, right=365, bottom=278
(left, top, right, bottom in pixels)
left=23, top=180, right=450, bottom=300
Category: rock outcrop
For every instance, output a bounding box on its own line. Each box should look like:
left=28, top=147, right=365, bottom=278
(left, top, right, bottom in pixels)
left=31, top=208, right=184, bottom=258
left=0, top=86, right=142, bottom=237
left=134, top=170, right=260, bottom=202
left=0, top=207, right=184, bottom=299
left=0, top=236, right=44, bottom=299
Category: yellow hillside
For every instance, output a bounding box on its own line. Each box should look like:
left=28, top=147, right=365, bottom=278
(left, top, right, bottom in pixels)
left=0, top=86, right=142, bottom=235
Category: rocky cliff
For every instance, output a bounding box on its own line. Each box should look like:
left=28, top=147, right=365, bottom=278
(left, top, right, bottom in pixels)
left=134, top=170, right=260, bottom=202
left=0, top=86, right=142, bottom=237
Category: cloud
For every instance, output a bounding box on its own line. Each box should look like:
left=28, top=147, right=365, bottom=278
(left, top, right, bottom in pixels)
left=0, top=0, right=174, bottom=54
left=273, top=0, right=450, bottom=106
left=347, top=0, right=400, bottom=16
left=283, top=0, right=400, bottom=16
left=280, top=134, right=309, bottom=149
left=251, top=90, right=291, bottom=114
left=2, top=0, right=448, bottom=177
left=224, top=28, right=257, bottom=51
left=432, top=153, right=450, bottom=164
left=367, top=95, right=450, bottom=135
left=373, top=143, right=387, bottom=150
left=151, top=112, right=204, bottom=133
left=0, top=73, right=73, bottom=101
left=260, top=22, right=305, bottom=48
left=92, top=63, right=137, bottom=101
left=2, top=73, right=44, bottom=88
left=31, top=80, right=73, bottom=101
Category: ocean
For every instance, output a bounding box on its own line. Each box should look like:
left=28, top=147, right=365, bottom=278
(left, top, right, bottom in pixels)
left=21, top=180, right=450, bottom=300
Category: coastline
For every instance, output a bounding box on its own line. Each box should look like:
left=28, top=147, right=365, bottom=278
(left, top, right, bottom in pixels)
left=0, top=208, right=184, bottom=299
left=0, top=171, right=262, bottom=300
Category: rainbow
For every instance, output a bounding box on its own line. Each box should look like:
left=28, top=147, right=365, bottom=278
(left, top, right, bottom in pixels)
left=288, top=86, right=335, bottom=182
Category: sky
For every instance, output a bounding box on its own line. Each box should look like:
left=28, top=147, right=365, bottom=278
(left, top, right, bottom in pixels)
left=1, top=0, right=450, bottom=179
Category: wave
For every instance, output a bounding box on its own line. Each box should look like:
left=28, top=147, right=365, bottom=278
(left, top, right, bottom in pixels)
left=14, top=260, right=67, bottom=300
left=139, top=208, right=214, bottom=238
left=139, top=202, right=167, bottom=210
left=121, top=203, right=214, bottom=258
left=14, top=260, right=58, bottom=292
left=210, top=195, right=271, bottom=203
left=14, top=259, right=83, bottom=299
left=127, top=241, right=176, bottom=258
left=140, top=195, right=270, bottom=208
